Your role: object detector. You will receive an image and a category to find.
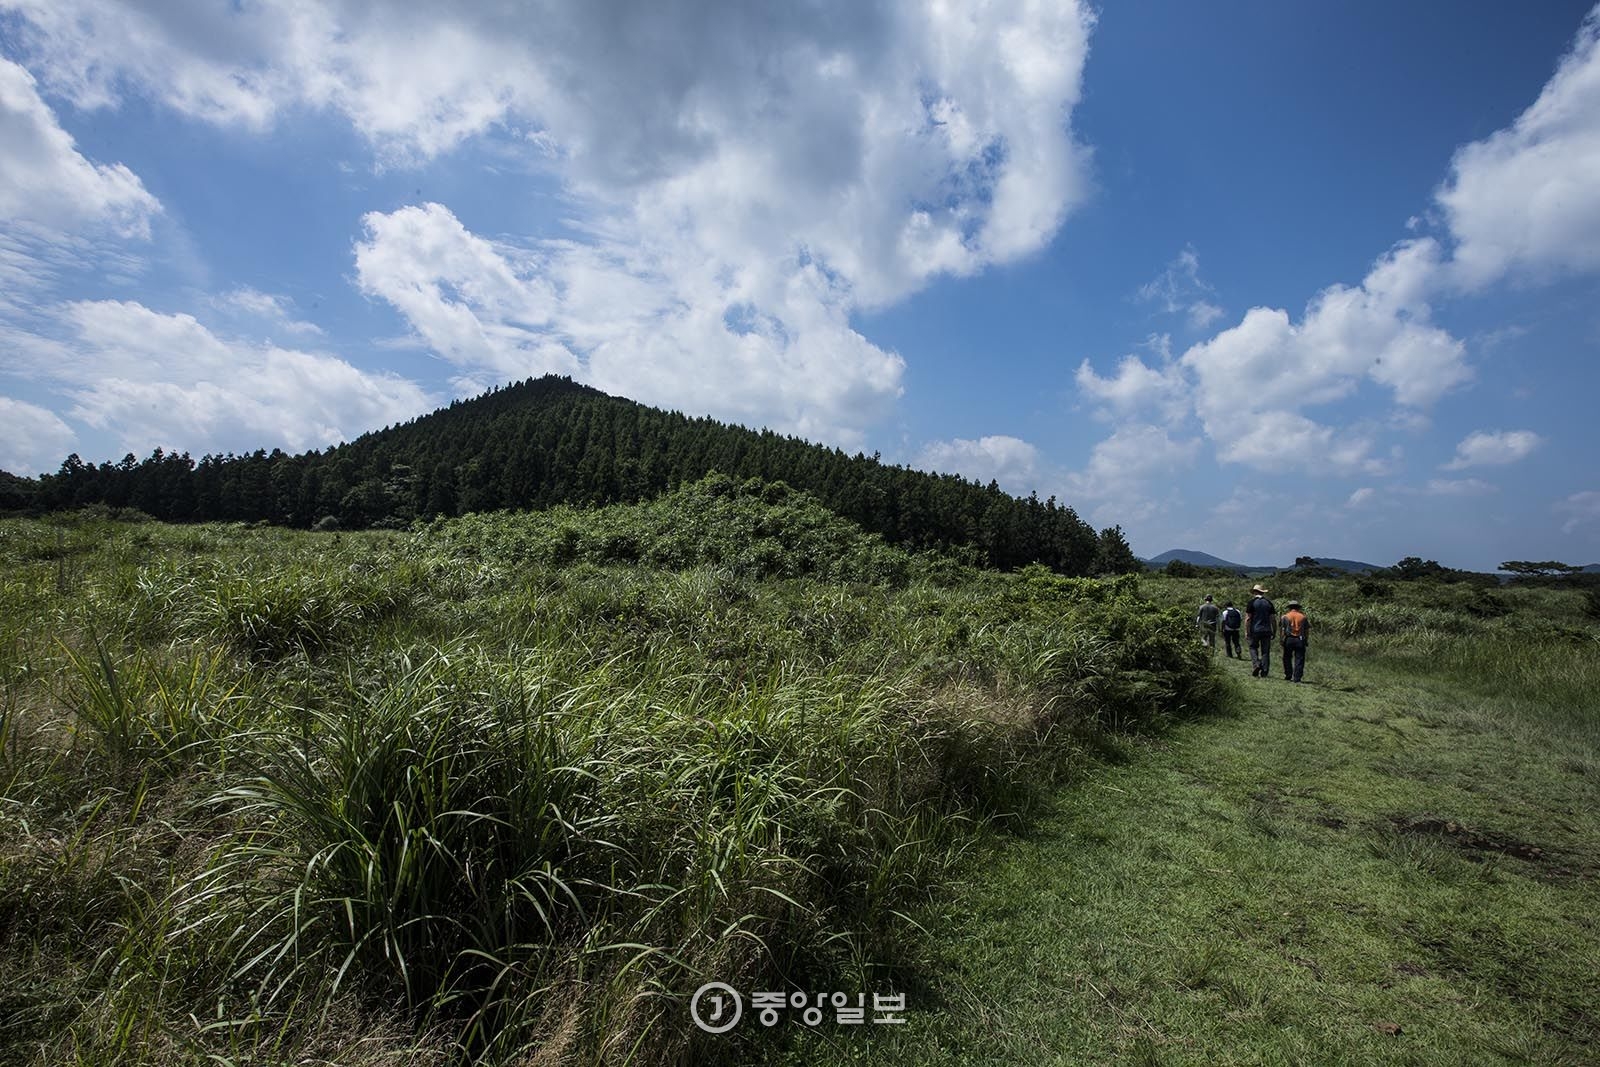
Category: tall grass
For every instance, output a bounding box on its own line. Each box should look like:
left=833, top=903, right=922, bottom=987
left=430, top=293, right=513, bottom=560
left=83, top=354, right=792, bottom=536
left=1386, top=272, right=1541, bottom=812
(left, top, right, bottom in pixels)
left=183, top=648, right=607, bottom=1046
left=0, top=510, right=1224, bottom=1065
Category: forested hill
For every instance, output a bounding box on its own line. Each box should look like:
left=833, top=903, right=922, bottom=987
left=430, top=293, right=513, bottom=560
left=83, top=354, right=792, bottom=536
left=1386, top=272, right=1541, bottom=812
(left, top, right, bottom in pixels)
left=11, top=375, right=1130, bottom=574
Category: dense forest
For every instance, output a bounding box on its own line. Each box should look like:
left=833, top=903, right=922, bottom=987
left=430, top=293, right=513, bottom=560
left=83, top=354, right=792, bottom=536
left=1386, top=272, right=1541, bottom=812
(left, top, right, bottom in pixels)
left=3, top=376, right=1136, bottom=575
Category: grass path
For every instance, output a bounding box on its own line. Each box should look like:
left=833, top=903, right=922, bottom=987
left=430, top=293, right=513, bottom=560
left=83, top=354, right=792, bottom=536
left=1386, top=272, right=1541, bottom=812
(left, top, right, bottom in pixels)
left=778, top=647, right=1600, bottom=1065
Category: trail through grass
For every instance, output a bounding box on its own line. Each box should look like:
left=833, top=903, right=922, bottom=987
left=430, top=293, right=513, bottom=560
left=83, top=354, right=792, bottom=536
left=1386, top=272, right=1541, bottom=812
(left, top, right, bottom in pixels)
left=783, top=644, right=1600, bottom=1065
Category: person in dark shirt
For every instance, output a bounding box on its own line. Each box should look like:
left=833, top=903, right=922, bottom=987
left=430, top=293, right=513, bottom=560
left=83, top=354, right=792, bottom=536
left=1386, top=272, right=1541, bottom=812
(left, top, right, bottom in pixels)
left=1245, top=584, right=1277, bottom=678
left=1196, top=594, right=1220, bottom=654
left=1220, top=601, right=1243, bottom=658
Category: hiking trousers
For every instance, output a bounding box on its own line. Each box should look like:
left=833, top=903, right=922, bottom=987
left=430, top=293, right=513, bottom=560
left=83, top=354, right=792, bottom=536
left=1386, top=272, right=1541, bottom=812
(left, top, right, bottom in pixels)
left=1249, top=631, right=1272, bottom=674
left=1223, top=629, right=1241, bottom=657
left=1281, top=637, right=1306, bottom=682
left=1200, top=623, right=1217, bottom=652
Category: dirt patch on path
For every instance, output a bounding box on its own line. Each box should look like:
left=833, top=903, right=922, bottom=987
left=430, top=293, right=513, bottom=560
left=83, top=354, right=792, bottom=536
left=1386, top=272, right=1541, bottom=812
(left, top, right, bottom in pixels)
left=1386, top=814, right=1599, bottom=882
left=1390, top=815, right=1548, bottom=862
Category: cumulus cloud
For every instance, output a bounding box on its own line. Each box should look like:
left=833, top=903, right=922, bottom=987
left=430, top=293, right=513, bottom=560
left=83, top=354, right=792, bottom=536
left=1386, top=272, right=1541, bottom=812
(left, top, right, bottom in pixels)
left=1076, top=236, right=1472, bottom=480
left=353, top=204, right=574, bottom=381
left=0, top=395, right=75, bottom=474
left=3, top=0, right=1096, bottom=445
left=1442, top=429, right=1543, bottom=469
left=354, top=202, right=903, bottom=444
left=1176, top=239, right=1467, bottom=473
left=1436, top=7, right=1600, bottom=289
left=1074, top=343, right=1190, bottom=424
left=0, top=57, right=159, bottom=237
left=915, top=435, right=1041, bottom=493
left=2, top=300, right=433, bottom=459
left=1557, top=489, right=1600, bottom=534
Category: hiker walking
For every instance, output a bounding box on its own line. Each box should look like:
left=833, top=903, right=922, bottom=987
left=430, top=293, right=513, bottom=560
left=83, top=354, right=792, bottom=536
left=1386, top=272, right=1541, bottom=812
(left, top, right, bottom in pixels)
left=1246, top=584, right=1276, bottom=678
left=1279, top=599, right=1310, bottom=683
left=1220, top=601, right=1243, bottom=658
left=1196, top=594, right=1220, bottom=654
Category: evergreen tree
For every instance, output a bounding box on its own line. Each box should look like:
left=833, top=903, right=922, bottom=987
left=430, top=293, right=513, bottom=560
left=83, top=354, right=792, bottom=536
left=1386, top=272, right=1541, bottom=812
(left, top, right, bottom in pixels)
left=1092, top=525, right=1141, bottom=575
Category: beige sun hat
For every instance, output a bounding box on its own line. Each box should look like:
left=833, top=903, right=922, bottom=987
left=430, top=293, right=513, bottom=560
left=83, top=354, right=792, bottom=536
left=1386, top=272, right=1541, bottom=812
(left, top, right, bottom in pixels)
left=1251, top=585, right=1269, bottom=595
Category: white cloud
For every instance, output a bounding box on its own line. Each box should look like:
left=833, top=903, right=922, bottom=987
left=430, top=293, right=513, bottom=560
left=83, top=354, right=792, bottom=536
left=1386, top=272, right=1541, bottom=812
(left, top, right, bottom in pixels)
left=353, top=202, right=904, bottom=445
left=1223, top=409, right=1383, bottom=475
left=1137, top=246, right=1224, bottom=331
left=1347, top=487, right=1376, bottom=508
left=1423, top=478, right=1496, bottom=497
left=4, top=0, right=1096, bottom=445
left=1442, top=429, right=1543, bottom=469
left=0, top=223, right=148, bottom=319
left=1557, top=489, right=1600, bottom=534
left=1074, top=346, right=1189, bottom=424
left=1187, top=301, right=1224, bottom=330
left=2, top=300, right=434, bottom=459
left=1065, top=423, right=1197, bottom=525
left=353, top=204, right=574, bottom=380
left=1, top=0, right=290, bottom=127
left=1179, top=239, right=1468, bottom=473
left=1436, top=8, right=1600, bottom=289
left=0, top=57, right=159, bottom=237
left=217, top=288, right=325, bottom=337
left=1075, top=241, right=1462, bottom=479
left=0, top=395, right=75, bottom=474
left=915, top=434, right=1040, bottom=492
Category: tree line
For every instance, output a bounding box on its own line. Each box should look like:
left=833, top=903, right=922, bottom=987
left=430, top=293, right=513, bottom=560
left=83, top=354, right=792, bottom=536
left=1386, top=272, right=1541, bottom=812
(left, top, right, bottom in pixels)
left=4, top=376, right=1139, bottom=576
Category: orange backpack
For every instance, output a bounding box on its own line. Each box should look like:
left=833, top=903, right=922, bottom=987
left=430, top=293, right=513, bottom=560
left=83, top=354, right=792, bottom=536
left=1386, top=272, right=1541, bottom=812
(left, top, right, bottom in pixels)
left=1284, top=609, right=1307, bottom=639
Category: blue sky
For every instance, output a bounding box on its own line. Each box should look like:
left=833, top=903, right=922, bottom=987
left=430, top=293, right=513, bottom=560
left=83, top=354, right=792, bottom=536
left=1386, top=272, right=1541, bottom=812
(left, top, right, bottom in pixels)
left=2, top=1, right=1598, bottom=570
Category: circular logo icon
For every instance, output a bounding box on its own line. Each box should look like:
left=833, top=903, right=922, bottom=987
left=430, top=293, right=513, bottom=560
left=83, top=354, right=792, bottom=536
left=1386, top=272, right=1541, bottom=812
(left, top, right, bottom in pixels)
left=690, top=982, right=743, bottom=1033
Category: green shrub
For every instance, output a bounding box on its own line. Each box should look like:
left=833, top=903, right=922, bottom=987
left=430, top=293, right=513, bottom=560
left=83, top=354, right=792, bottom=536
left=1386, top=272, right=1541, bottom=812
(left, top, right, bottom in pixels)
left=191, top=649, right=605, bottom=1027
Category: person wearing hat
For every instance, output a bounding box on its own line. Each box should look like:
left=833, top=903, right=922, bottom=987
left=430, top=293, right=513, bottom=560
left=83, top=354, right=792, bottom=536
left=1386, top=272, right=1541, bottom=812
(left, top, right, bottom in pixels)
left=1245, top=584, right=1276, bottom=677
left=1279, top=599, right=1310, bottom=682
left=1220, top=600, right=1244, bottom=658
left=1195, top=594, right=1221, bottom=654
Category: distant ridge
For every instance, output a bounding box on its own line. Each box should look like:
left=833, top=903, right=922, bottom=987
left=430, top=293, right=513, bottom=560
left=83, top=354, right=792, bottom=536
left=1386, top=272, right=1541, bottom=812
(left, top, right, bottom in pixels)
left=1144, top=549, right=1383, bottom=575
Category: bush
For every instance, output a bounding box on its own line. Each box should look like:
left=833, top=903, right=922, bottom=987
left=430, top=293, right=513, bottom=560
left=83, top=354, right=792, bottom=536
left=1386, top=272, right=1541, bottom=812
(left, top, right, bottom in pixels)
left=1356, top=577, right=1391, bottom=598
left=419, top=475, right=914, bottom=586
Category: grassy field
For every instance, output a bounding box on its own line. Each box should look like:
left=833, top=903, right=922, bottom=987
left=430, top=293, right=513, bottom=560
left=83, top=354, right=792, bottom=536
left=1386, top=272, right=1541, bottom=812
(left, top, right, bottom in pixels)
left=4, top=504, right=1595, bottom=1065
left=779, top=576, right=1600, bottom=1065
left=0, top=491, right=1222, bottom=1066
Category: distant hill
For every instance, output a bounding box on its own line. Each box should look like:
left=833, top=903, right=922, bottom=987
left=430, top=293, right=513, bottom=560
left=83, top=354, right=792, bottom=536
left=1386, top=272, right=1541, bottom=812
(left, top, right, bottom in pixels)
left=1145, top=549, right=1274, bottom=573
left=1287, top=556, right=1384, bottom=574
left=14, top=375, right=1115, bottom=575
left=1145, top=549, right=1383, bottom=575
